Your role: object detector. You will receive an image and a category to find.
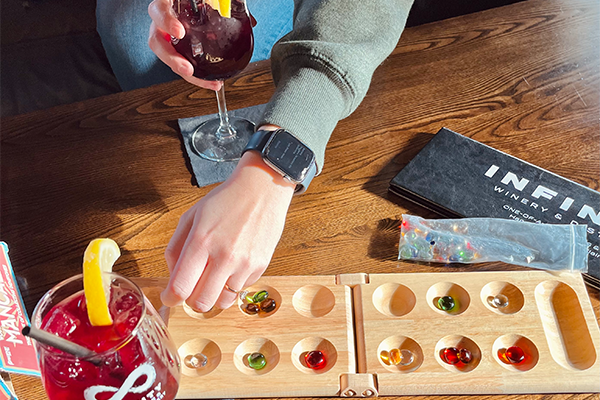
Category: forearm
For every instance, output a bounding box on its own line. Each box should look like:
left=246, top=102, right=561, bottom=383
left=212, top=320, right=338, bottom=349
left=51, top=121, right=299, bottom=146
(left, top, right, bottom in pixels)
left=258, top=0, right=414, bottom=172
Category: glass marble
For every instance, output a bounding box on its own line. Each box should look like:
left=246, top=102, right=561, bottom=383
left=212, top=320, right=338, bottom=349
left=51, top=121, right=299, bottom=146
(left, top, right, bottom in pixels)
left=389, top=348, right=402, bottom=365
left=379, top=350, right=390, bottom=364
left=398, top=349, right=414, bottom=366
left=260, top=298, right=277, bottom=313
left=247, top=290, right=269, bottom=304
left=459, top=348, right=472, bottom=364
left=398, top=245, right=418, bottom=259
left=248, top=352, right=267, bottom=370
left=505, top=346, right=525, bottom=364
left=441, top=347, right=460, bottom=365
left=305, top=350, right=326, bottom=370
left=184, top=353, right=208, bottom=369
left=245, top=303, right=259, bottom=314
left=489, top=294, right=509, bottom=308
left=437, top=296, right=456, bottom=311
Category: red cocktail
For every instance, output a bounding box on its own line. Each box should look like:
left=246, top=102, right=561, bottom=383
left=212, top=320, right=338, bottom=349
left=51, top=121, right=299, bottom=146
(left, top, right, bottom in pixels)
left=172, top=0, right=253, bottom=81
left=32, top=274, right=180, bottom=400
left=171, top=0, right=256, bottom=162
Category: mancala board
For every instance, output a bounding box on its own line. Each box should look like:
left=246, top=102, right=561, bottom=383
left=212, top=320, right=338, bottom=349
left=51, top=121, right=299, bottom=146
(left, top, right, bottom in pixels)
left=136, top=270, right=600, bottom=398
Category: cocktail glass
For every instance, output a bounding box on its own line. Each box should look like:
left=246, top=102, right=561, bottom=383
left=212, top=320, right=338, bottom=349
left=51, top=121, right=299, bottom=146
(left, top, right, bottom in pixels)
left=172, top=0, right=255, bottom=162
left=32, top=273, right=180, bottom=400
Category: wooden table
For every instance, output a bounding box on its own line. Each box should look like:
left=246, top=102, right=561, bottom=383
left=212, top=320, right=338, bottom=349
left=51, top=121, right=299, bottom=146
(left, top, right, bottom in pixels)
left=1, top=0, right=598, bottom=398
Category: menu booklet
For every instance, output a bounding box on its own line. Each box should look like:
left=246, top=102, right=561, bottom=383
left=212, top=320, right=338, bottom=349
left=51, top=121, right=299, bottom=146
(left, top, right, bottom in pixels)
left=389, top=128, right=600, bottom=289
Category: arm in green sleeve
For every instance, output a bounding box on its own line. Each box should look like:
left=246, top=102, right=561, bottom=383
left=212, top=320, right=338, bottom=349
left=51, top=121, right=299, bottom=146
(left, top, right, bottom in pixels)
left=258, top=0, right=414, bottom=172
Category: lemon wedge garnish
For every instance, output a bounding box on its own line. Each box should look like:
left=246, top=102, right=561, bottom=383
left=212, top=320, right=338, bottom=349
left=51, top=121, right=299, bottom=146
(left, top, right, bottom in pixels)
left=205, top=0, right=221, bottom=15
left=83, top=238, right=121, bottom=326
left=218, top=0, right=231, bottom=18
left=205, top=0, right=230, bottom=18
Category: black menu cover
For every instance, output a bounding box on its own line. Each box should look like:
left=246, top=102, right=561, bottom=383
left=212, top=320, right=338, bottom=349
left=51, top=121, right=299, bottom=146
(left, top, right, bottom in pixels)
left=389, top=128, right=600, bottom=287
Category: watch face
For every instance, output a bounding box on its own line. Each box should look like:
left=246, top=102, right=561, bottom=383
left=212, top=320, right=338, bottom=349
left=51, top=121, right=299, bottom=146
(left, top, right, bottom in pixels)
left=264, top=130, right=314, bottom=182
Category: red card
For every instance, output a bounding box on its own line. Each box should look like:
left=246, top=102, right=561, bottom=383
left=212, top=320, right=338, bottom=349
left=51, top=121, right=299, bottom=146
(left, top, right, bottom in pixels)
left=0, top=242, right=40, bottom=376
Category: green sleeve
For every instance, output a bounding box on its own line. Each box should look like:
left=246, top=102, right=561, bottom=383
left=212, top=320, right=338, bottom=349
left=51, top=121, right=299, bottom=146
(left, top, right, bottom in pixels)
left=258, top=0, right=414, bottom=172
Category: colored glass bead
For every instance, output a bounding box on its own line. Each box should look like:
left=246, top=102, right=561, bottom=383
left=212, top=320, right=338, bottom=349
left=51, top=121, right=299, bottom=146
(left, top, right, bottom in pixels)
left=441, top=347, right=460, bottom=365
left=389, top=348, right=402, bottom=365
left=398, top=245, right=418, bottom=259
left=251, top=290, right=269, bottom=304
left=456, top=249, right=475, bottom=261
left=379, top=350, right=390, bottom=364
left=459, top=348, right=472, bottom=364
left=386, top=348, right=414, bottom=366
left=184, top=353, right=207, bottom=369
left=505, top=346, right=525, bottom=364
left=437, top=296, right=456, bottom=311
left=245, top=303, right=259, bottom=315
left=247, top=352, right=266, bottom=370
left=259, top=298, right=277, bottom=313
left=305, top=350, right=326, bottom=370
left=489, top=294, right=509, bottom=308
left=405, top=231, right=418, bottom=241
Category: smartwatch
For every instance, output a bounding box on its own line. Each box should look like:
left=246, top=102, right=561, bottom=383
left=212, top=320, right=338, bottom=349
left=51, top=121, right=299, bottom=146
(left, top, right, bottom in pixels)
left=242, top=129, right=317, bottom=193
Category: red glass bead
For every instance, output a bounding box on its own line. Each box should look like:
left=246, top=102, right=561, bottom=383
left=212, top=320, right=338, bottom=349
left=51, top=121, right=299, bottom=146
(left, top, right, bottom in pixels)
left=305, top=350, right=326, bottom=370
left=441, top=347, right=460, bottom=365
left=245, top=303, right=259, bottom=314
left=505, top=346, right=525, bottom=364
left=259, top=298, right=277, bottom=313
left=459, top=348, right=472, bottom=364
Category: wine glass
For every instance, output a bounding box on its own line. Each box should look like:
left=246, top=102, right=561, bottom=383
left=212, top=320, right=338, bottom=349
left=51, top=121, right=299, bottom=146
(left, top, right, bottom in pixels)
left=32, top=273, right=180, bottom=399
left=172, top=0, right=255, bottom=162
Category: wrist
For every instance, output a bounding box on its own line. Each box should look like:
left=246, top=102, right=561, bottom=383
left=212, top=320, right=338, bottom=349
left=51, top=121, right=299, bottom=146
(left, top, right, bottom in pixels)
left=234, top=151, right=297, bottom=193
left=242, top=126, right=317, bottom=194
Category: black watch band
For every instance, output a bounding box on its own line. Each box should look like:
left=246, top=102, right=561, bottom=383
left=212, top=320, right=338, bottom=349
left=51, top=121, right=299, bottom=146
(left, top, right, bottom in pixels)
left=243, top=129, right=317, bottom=194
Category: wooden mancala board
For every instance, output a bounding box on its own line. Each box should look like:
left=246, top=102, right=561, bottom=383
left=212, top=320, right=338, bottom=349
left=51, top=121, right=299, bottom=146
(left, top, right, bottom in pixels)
left=136, top=271, right=600, bottom=398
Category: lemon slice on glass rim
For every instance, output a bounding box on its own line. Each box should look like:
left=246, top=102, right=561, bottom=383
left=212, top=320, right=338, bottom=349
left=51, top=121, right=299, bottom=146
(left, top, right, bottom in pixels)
left=83, top=238, right=121, bottom=326
left=205, top=0, right=231, bottom=18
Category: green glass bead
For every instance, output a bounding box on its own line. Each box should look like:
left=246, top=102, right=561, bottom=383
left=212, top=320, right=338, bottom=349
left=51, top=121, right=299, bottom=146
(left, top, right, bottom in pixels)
left=251, top=290, right=269, bottom=304
left=248, top=352, right=266, bottom=370
left=437, top=295, right=456, bottom=311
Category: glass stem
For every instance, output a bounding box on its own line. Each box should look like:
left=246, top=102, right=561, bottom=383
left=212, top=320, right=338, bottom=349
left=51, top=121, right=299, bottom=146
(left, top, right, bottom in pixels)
left=215, top=82, right=236, bottom=140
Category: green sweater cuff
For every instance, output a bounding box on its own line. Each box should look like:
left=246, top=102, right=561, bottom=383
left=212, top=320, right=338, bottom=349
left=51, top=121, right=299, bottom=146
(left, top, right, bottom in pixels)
left=257, top=65, right=347, bottom=174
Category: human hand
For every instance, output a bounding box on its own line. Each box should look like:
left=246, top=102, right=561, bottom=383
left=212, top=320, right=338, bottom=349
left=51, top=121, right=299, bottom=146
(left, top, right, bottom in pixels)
left=160, top=150, right=296, bottom=312
left=148, top=0, right=222, bottom=91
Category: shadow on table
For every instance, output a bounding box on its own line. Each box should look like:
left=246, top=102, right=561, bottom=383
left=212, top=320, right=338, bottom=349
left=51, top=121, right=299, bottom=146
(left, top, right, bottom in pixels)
left=361, top=131, right=437, bottom=263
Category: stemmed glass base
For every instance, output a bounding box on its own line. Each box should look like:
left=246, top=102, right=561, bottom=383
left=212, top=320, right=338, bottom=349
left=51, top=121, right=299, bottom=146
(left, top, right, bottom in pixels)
left=191, top=116, right=254, bottom=162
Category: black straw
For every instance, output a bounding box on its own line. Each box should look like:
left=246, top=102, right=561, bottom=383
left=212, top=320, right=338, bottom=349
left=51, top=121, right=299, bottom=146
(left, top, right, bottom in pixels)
left=189, top=0, right=199, bottom=14
left=22, top=326, right=102, bottom=366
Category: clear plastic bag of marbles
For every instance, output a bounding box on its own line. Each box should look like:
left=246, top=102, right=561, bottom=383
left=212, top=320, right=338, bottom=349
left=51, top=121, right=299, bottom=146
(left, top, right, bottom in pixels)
left=398, top=214, right=588, bottom=272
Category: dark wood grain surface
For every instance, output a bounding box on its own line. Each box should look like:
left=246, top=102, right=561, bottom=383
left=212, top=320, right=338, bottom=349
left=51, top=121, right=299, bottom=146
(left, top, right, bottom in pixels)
left=1, top=0, right=599, bottom=398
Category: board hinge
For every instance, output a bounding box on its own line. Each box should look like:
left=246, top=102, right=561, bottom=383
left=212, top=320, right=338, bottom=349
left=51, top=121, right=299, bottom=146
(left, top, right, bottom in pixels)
left=336, top=273, right=369, bottom=287
left=339, top=373, right=378, bottom=397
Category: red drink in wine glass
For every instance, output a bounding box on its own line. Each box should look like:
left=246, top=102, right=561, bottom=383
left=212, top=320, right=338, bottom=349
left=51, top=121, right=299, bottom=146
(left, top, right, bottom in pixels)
left=172, top=0, right=256, bottom=162
left=172, top=0, right=254, bottom=81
